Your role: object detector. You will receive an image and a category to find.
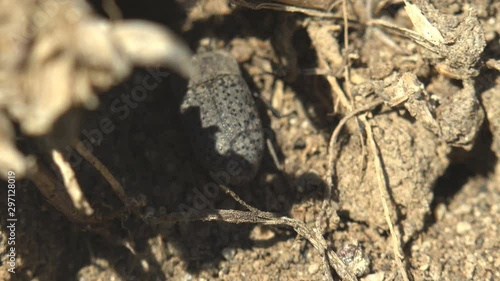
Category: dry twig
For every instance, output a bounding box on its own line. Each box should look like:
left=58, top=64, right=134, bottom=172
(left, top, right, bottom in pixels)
left=232, top=0, right=343, bottom=18
left=51, top=149, right=94, bottom=216
left=30, top=162, right=102, bottom=224
left=74, top=142, right=129, bottom=208
left=362, top=116, right=409, bottom=281
left=321, top=1, right=409, bottom=279
left=325, top=99, right=383, bottom=187
left=144, top=183, right=358, bottom=281
left=145, top=207, right=357, bottom=281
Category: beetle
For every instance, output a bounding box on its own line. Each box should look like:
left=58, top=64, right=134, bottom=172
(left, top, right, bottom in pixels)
left=180, top=50, right=264, bottom=186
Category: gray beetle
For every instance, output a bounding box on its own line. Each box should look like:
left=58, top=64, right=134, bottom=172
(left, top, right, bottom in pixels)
left=180, top=50, right=264, bottom=186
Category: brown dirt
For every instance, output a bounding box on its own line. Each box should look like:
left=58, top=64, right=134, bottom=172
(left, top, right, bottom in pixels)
left=0, top=0, right=499, bottom=280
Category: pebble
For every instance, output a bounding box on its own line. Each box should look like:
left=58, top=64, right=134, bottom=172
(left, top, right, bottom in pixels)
left=308, top=263, right=320, bottom=274
left=221, top=247, right=236, bottom=261
left=456, top=221, right=472, bottom=234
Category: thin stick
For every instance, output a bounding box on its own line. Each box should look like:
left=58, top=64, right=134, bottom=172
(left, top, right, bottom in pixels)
left=317, top=0, right=370, bottom=231
left=267, top=138, right=283, bottom=171
left=328, top=3, right=408, bottom=279
left=30, top=161, right=102, bottom=223
left=52, top=149, right=94, bottom=216
left=342, top=0, right=354, bottom=104
left=232, top=1, right=341, bottom=18
left=369, top=19, right=440, bottom=54
left=322, top=100, right=383, bottom=236
left=314, top=1, right=372, bottom=236
left=74, top=142, right=129, bottom=207
left=192, top=183, right=357, bottom=280
left=330, top=100, right=383, bottom=148
left=326, top=75, right=352, bottom=111
left=326, top=100, right=383, bottom=187
left=342, top=0, right=367, bottom=186
left=218, top=184, right=260, bottom=213
left=144, top=208, right=357, bottom=281
left=322, top=251, right=335, bottom=281
left=362, top=116, right=409, bottom=281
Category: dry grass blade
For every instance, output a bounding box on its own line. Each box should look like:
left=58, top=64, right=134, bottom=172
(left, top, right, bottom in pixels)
left=30, top=159, right=126, bottom=224
left=326, top=100, right=384, bottom=188
left=322, top=2, right=408, bottom=279
left=51, top=149, right=94, bottom=216
left=144, top=207, right=358, bottom=281
left=74, top=142, right=129, bottom=208
left=403, top=0, right=444, bottom=44
left=320, top=97, right=383, bottom=234
left=30, top=161, right=101, bottom=224
left=369, top=19, right=440, bottom=53
left=232, top=0, right=343, bottom=18
left=362, top=116, right=409, bottom=281
left=215, top=184, right=357, bottom=280
left=142, top=183, right=359, bottom=281
left=325, top=99, right=409, bottom=280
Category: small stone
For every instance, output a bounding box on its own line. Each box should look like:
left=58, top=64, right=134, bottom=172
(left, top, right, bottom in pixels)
left=249, top=225, right=275, bottom=241
left=308, top=263, right=320, bottom=274
left=456, top=221, right=472, bottom=234
left=221, top=247, right=236, bottom=261
left=338, top=242, right=370, bottom=277
left=252, top=260, right=263, bottom=270
left=361, top=272, right=385, bottom=281
left=434, top=203, right=447, bottom=221
left=140, top=259, right=149, bottom=271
